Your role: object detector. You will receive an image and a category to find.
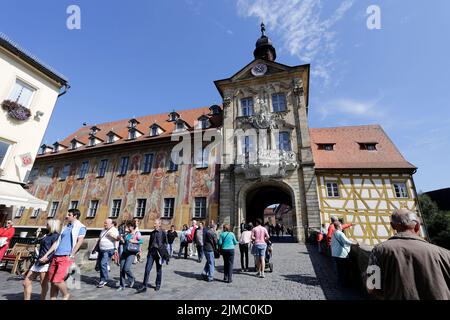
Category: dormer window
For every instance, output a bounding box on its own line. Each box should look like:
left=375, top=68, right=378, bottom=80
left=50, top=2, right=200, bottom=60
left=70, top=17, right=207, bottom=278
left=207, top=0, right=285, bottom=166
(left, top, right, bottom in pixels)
left=209, top=105, right=222, bottom=115
left=39, top=144, right=53, bottom=155
left=318, top=144, right=335, bottom=151
left=197, top=116, right=210, bottom=129
left=168, top=111, right=180, bottom=122
left=89, top=136, right=96, bottom=147
left=128, top=128, right=137, bottom=140
left=90, top=126, right=100, bottom=136
left=106, top=132, right=116, bottom=144
left=70, top=141, right=77, bottom=150
left=175, top=120, right=187, bottom=132
left=128, top=118, right=139, bottom=128
left=359, top=143, right=377, bottom=151
left=150, top=124, right=160, bottom=137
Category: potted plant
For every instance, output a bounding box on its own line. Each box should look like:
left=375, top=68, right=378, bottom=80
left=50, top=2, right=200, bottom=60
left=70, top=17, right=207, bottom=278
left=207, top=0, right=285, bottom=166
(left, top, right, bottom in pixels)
left=1, top=99, right=32, bottom=121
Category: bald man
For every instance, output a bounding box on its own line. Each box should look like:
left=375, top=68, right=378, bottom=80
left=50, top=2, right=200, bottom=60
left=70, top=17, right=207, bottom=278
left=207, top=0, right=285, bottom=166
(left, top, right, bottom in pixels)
left=96, top=219, right=119, bottom=288
left=367, top=208, right=450, bottom=299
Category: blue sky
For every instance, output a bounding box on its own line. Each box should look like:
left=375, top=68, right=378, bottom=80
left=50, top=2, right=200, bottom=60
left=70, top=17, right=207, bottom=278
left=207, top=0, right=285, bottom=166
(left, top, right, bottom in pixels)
left=1, top=0, right=449, bottom=192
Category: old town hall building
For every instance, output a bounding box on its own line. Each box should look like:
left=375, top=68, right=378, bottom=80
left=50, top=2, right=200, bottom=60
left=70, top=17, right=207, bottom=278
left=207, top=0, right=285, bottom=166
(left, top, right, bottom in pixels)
left=13, top=25, right=421, bottom=245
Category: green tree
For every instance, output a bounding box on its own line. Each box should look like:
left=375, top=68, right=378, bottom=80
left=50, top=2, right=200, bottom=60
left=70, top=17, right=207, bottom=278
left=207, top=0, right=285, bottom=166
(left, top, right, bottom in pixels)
left=418, top=193, right=450, bottom=249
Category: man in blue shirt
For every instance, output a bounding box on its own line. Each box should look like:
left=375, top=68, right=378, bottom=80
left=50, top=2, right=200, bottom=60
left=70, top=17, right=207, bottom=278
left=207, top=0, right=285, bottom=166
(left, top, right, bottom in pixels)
left=40, top=209, right=86, bottom=300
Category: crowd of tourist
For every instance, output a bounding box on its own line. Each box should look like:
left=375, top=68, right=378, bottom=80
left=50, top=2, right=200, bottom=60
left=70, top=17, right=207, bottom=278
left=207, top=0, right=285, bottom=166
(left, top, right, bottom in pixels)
left=2, top=209, right=273, bottom=300
left=2, top=206, right=450, bottom=300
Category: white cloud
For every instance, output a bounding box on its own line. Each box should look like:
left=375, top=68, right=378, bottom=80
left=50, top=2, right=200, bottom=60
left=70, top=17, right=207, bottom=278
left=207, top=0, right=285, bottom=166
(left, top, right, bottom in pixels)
left=317, top=98, right=384, bottom=120
left=236, top=0, right=354, bottom=85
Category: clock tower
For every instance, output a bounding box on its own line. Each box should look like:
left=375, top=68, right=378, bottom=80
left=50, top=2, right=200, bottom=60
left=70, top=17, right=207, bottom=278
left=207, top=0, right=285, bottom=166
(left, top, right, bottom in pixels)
left=214, top=24, right=321, bottom=242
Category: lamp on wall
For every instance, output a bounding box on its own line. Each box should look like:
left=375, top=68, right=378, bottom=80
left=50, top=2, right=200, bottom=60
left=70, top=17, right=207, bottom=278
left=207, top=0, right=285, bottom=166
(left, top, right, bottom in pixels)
left=34, top=110, right=44, bottom=120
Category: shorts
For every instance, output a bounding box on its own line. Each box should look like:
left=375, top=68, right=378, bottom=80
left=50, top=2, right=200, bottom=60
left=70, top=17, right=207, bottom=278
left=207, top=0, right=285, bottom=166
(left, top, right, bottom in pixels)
left=30, top=262, right=50, bottom=273
left=254, top=243, right=267, bottom=257
left=48, top=256, right=74, bottom=283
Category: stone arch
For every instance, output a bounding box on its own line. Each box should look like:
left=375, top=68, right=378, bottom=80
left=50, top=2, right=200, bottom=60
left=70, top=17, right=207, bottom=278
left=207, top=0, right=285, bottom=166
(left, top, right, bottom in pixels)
left=236, top=179, right=299, bottom=241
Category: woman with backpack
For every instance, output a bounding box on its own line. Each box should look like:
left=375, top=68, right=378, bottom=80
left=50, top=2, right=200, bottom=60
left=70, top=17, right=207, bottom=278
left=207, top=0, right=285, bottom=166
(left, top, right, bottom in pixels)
left=218, top=224, right=238, bottom=283
left=117, top=220, right=142, bottom=291
left=23, top=219, right=61, bottom=300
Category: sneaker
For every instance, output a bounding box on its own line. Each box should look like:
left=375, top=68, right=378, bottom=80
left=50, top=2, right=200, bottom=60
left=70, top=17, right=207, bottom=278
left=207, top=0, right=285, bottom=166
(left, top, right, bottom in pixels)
left=128, top=279, right=135, bottom=288
left=155, top=286, right=160, bottom=291
left=116, top=286, right=124, bottom=291
left=260, top=273, right=265, bottom=278
left=256, top=271, right=261, bottom=277
left=97, top=281, right=107, bottom=288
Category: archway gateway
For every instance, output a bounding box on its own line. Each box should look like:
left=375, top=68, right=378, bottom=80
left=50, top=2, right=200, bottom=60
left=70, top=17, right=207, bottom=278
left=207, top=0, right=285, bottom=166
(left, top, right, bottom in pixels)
left=237, top=181, right=299, bottom=242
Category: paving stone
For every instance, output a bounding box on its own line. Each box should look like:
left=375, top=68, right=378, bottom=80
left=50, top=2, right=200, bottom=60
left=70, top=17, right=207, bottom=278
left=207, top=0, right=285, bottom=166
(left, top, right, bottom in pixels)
left=0, top=240, right=365, bottom=300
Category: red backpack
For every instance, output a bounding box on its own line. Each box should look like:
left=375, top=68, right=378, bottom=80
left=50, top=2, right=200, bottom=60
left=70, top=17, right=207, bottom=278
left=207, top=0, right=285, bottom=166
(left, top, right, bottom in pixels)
left=186, top=226, right=197, bottom=243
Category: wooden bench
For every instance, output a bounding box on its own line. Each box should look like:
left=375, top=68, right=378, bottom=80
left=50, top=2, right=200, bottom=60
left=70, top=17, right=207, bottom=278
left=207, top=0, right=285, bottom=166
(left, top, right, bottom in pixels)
left=2, top=243, right=35, bottom=275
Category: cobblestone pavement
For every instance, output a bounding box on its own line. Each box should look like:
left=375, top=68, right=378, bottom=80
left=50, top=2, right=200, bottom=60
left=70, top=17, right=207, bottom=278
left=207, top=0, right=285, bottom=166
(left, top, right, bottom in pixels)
left=0, top=239, right=366, bottom=300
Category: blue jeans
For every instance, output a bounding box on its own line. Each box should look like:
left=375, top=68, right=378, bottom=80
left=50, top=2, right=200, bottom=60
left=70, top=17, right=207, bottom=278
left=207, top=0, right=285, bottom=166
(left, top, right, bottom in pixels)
left=167, top=243, right=174, bottom=257
left=99, top=249, right=115, bottom=282
left=119, top=252, right=136, bottom=288
left=202, top=251, right=215, bottom=281
left=143, top=251, right=162, bottom=288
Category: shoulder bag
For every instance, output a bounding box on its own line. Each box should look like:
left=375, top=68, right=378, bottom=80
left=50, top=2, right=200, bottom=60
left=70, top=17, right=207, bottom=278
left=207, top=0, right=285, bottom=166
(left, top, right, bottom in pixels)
left=89, top=227, right=113, bottom=260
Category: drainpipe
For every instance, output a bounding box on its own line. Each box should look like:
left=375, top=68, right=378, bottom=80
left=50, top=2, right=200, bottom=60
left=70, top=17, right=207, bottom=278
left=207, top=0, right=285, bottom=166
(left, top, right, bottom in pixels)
left=58, top=83, right=70, bottom=98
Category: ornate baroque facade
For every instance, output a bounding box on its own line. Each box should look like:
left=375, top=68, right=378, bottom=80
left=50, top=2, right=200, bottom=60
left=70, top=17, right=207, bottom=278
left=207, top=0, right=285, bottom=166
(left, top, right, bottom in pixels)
left=12, top=25, right=422, bottom=244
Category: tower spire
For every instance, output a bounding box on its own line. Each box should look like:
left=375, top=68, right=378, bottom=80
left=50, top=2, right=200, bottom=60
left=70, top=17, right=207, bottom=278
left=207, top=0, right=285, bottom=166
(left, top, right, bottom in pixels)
left=253, top=22, right=276, bottom=61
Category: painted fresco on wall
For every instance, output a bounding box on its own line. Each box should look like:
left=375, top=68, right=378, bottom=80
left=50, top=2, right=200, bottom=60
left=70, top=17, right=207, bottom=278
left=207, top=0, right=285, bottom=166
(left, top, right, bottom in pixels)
left=19, top=145, right=220, bottom=230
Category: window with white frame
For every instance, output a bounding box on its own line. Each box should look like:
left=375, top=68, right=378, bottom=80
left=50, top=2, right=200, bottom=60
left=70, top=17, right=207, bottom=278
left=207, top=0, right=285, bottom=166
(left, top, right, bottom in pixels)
left=272, top=93, right=287, bottom=112
left=163, top=198, right=175, bottom=218
left=110, top=199, right=122, bottom=218
left=8, top=79, right=35, bottom=107
left=151, top=126, right=159, bottom=136
left=128, top=129, right=137, bottom=140
left=98, top=159, right=109, bottom=177
left=135, top=199, right=146, bottom=218
left=241, top=98, right=254, bottom=116
left=0, top=139, right=12, bottom=169
left=48, top=201, right=59, bottom=218
left=194, top=197, right=207, bottom=218
left=69, top=201, right=79, bottom=210
left=118, top=157, right=129, bottom=175
left=278, top=132, right=291, bottom=151
left=31, top=208, right=41, bottom=218
left=88, top=200, right=99, bottom=218
left=142, top=154, right=154, bottom=173
left=15, top=206, right=25, bottom=218
left=393, top=182, right=408, bottom=198
left=78, top=161, right=89, bottom=179
left=89, top=137, right=96, bottom=147
left=195, top=148, right=209, bottom=168
left=326, top=182, right=340, bottom=198
left=60, top=164, right=71, bottom=181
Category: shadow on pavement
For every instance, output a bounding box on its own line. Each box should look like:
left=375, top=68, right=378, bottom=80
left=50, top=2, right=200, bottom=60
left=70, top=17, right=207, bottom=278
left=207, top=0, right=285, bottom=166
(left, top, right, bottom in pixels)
left=2, top=292, right=40, bottom=300
left=281, top=274, right=321, bottom=286
left=306, top=244, right=369, bottom=300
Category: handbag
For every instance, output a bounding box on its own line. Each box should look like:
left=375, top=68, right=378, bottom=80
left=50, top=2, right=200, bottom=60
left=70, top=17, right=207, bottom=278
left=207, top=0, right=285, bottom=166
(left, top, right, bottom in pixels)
left=89, top=227, right=113, bottom=260
left=0, top=237, right=8, bottom=248
left=217, top=232, right=231, bottom=257
left=126, top=242, right=140, bottom=254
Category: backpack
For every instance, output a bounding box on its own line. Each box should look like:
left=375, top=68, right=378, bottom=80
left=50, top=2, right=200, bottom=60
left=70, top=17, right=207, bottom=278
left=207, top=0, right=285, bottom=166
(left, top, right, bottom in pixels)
left=186, top=226, right=197, bottom=243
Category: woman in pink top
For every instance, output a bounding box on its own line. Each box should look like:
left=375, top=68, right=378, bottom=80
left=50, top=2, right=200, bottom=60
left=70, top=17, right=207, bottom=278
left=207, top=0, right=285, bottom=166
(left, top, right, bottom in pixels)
left=251, top=219, right=270, bottom=278
left=239, top=225, right=252, bottom=271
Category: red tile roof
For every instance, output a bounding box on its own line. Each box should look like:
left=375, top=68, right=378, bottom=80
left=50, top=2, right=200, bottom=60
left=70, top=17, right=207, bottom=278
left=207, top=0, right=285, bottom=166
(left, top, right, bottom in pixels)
left=39, top=106, right=221, bottom=157
left=309, top=125, right=416, bottom=170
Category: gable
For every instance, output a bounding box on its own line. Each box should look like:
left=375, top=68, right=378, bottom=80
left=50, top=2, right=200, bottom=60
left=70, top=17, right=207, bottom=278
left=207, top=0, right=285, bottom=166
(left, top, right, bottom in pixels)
left=231, top=59, right=291, bottom=82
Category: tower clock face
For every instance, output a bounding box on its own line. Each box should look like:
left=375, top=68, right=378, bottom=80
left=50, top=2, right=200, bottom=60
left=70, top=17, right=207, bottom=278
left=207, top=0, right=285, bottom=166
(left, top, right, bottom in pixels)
left=251, top=63, right=268, bottom=76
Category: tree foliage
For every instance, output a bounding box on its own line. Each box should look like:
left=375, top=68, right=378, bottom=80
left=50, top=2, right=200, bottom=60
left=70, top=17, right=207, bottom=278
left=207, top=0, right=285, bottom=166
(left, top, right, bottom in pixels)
left=419, top=193, right=450, bottom=250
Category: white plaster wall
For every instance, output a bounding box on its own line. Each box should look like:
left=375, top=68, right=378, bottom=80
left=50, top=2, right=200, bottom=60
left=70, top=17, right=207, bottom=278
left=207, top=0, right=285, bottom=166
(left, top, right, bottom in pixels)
left=0, top=47, right=61, bottom=183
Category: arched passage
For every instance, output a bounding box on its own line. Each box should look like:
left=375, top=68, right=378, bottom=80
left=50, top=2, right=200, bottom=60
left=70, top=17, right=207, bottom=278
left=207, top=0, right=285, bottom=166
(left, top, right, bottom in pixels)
left=237, top=180, right=298, bottom=241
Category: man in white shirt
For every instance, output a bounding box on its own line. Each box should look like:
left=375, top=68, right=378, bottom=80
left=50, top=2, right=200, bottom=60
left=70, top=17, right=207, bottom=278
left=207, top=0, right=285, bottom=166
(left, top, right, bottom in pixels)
left=97, top=219, right=119, bottom=288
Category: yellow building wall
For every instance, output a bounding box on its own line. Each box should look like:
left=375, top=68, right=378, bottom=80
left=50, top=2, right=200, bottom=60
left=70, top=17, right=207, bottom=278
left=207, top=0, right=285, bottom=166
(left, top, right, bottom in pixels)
left=316, top=173, right=422, bottom=246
